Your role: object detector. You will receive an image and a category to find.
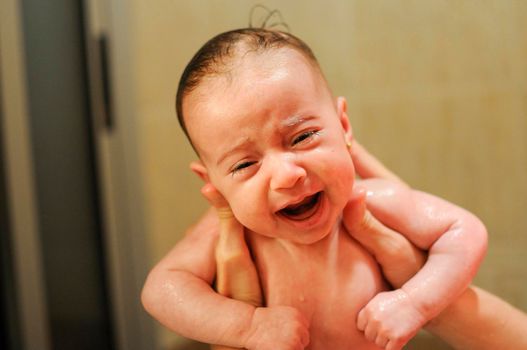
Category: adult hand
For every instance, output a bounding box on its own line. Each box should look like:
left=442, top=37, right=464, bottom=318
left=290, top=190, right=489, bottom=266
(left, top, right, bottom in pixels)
left=201, top=183, right=263, bottom=350
left=346, top=140, right=426, bottom=288
left=201, top=183, right=263, bottom=306
left=350, top=140, right=406, bottom=186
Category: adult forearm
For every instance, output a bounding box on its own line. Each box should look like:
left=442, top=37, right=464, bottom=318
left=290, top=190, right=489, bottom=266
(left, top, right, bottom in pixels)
left=426, top=286, right=527, bottom=350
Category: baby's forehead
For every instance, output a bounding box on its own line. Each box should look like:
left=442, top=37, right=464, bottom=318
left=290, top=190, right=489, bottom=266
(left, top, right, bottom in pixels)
left=184, top=48, right=332, bottom=156
left=233, top=47, right=320, bottom=80
left=202, top=49, right=328, bottom=102
left=188, top=47, right=321, bottom=101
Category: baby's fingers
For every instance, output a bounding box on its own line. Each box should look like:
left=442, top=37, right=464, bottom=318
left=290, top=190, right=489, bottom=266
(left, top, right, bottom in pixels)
left=386, top=339, right=405, bottom=350
left=375, top=334, right=389, bottom=349
left=357, top=308, right=379, bottom=344
left=356, top=308, right=367, bottom=332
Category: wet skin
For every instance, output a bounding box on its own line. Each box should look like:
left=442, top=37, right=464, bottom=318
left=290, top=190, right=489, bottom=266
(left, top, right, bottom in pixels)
left=186, top=48, right=388, bottom=348
left=146, top=48, right=488, bottom=349
left=247, top=222, right=387, bottom=349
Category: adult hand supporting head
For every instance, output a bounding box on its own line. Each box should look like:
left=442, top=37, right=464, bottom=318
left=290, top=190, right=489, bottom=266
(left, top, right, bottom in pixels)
left=342, top=188, right=426, bottom=289
left=203, top=185, right=312, bottom=350
left=347, top=139, right=425, bottom=288
left=200, top=183, right=263, bottom=307
left=350, top=140, right=407, bottom=186
left=201, top=183, right=263, bottom=350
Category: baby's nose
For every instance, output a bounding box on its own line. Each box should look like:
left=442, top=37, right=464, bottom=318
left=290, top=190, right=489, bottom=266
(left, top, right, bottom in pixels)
left=269, top=154, right=307, bottom=191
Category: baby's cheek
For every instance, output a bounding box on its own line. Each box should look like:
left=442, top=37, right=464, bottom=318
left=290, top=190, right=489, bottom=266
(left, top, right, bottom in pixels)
left=334, top=157, right=355, bottom=186
left=333, top=161, right=355, bottom=205
left=230, top=201, right=262, bottom=231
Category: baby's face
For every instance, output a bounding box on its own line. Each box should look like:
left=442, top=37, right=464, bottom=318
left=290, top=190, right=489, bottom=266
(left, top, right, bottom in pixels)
left=185, top=49, right=355, bottom=244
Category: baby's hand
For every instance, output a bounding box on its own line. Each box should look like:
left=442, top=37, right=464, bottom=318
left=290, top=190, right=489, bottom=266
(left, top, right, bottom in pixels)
left=244, top=306, right=310, bottom=350
left=357, top=289, right=426, bottom=350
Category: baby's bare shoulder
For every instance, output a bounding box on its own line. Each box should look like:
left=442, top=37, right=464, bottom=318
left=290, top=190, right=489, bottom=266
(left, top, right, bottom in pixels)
left=356, top=178, right=471, bottom=249
left=356, top=178, right=411, bottom=203
left=355, top=178, right=417, bottom=231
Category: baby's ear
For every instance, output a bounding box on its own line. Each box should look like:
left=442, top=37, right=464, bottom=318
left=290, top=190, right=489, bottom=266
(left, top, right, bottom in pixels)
left=190, top=160, right=210, bottom=183
left=336, top=96, right=353, bottom=143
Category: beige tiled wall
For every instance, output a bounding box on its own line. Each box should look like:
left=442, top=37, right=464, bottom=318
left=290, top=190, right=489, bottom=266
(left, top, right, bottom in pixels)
left=128, top=1, right=527, bottom=348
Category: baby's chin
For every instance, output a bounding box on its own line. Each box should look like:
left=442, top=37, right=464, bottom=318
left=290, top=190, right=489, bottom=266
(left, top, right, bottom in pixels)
left=259, top=212, right=343, bottom=245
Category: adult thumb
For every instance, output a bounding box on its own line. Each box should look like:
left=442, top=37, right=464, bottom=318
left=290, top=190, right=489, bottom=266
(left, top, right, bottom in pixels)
left=343, top=186, right=426, bottom=288
left=342, top=186, right=394, bottom=261
left=342, top=186, right=368, bottom=234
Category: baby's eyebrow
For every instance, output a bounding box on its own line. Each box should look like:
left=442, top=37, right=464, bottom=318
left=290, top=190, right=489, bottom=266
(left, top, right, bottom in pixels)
left=280, top=115, right=315, bottom=131
left=216, top=137, right=252, bottom=167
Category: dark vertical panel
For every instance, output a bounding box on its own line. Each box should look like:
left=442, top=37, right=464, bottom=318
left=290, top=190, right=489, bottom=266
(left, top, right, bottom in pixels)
left=0, top=66, right=22, bottom=350
left=19, top=0, right=113, bottom=349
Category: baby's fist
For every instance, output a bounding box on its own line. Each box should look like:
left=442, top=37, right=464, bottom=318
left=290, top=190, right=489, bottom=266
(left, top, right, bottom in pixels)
left=357, top=289, right=426, bottom=350
left=244, top=306, right=310, bottom=350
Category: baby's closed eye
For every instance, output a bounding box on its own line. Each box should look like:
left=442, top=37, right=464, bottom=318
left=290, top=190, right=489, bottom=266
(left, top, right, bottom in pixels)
left=292, top=130, right=320, bottom=146
left=231, top=160, right=257, bottom=175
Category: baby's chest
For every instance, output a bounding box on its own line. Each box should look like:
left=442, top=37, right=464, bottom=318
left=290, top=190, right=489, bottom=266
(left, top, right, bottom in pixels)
left=251, top=235, right=387, bottom=348
left=261, top=250, right=383, bottom=317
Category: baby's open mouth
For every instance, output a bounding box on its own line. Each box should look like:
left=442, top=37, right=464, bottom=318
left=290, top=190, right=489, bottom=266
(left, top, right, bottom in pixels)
left=279, top=192, right=322, bottom=221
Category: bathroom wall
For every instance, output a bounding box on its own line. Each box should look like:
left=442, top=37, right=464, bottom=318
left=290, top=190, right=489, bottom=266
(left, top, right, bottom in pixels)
left=123, top=1, right=527, bottom=348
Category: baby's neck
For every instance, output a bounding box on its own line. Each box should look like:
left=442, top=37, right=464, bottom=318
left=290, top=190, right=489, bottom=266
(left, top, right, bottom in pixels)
left=251, top=218, right=344, bottom=256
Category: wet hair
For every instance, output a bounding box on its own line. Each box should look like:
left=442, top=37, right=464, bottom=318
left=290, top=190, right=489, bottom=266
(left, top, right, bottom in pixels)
left=175, top=27, right=323, bottom=148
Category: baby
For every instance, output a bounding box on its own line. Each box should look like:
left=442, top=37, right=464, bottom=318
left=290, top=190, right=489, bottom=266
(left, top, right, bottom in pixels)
left=142, top=28, right=488, bottom=350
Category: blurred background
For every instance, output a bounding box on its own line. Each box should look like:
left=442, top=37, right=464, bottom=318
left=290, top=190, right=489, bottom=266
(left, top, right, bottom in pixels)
left=1, top=0, right=526, bottom=349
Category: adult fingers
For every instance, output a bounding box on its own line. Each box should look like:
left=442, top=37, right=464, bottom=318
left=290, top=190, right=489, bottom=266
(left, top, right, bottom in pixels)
left=350, top=140, right=407, bottom=186
left=201, top=183, right=243, bottom=245
left=201, top=184, right=263, bottom=307
left=201, top=183, right=234, bottom=219
left=342, top=187, right=368, bottom=232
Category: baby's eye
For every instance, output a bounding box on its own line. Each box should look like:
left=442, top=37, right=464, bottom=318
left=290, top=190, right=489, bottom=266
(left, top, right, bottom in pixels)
left=292, top=130, right=319, bottom=146
left=231, top=161, right=256, bottom=175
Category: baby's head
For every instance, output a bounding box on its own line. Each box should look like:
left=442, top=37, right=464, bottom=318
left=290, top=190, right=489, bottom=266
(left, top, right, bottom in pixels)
left=177, top=28, right=356, bottom=244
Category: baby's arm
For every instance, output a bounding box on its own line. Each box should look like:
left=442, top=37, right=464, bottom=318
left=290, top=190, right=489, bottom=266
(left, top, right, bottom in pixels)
left=141, top=209, right=255, bottom=346
left=355, top=179, right=488, bottom=349
left=142, top=207, right=310, bottom=350
left=344, top=189, right=527, bottom=350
